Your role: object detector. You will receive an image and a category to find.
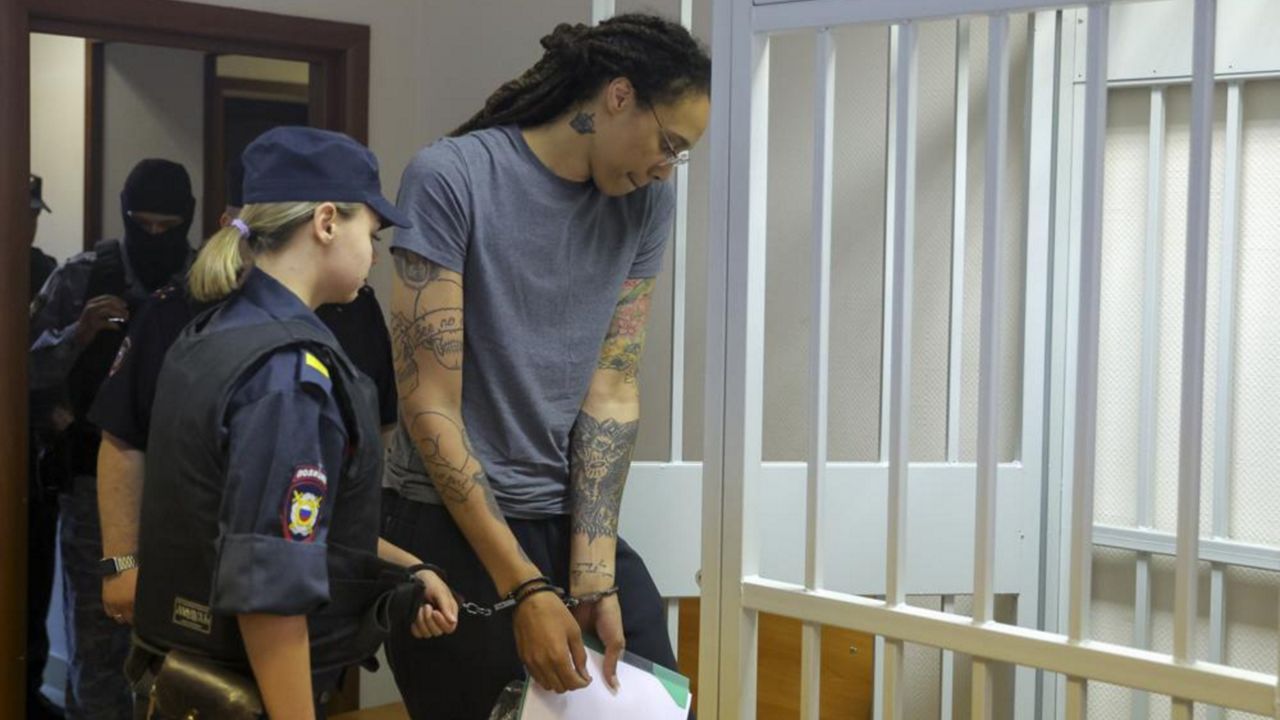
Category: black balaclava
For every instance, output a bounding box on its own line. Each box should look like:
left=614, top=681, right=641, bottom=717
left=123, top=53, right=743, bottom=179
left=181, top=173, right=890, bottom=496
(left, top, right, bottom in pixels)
left=121, top=158, right=195, bottom=291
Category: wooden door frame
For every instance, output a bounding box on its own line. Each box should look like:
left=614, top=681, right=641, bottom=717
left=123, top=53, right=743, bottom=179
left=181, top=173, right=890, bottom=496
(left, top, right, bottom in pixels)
left=2, top=0, right=369, bottom=712
left=203, top=62, right=312, bottom=237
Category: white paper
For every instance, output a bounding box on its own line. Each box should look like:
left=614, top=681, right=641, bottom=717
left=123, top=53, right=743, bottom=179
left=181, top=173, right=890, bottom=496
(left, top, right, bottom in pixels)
left=519, top=646, right=690, bottom=720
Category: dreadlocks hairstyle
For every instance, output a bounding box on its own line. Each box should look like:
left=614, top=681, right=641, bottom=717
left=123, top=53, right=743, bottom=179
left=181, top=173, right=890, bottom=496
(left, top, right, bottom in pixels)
left=450, top=13, right=711, bottom=137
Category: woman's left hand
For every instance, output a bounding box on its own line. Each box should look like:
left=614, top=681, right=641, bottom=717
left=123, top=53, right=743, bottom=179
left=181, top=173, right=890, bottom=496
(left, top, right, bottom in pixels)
left=410, top=569, right=459, bottom=639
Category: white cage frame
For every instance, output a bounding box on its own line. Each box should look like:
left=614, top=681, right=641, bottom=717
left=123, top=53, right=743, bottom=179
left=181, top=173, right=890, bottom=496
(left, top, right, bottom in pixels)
left=688, top=1, right=1279, bottom=719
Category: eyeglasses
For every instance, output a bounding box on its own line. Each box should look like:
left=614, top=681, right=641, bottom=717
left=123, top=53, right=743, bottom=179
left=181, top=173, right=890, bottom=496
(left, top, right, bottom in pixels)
left=650, top=107, right=691, bottom=168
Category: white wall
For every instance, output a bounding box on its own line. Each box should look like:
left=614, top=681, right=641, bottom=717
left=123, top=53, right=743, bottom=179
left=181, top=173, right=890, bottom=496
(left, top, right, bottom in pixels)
left=29, top=33, right=86, bottom=266
left=101, top=43, right=205, bottom=246
left=29, top=36, right=84, bottom=703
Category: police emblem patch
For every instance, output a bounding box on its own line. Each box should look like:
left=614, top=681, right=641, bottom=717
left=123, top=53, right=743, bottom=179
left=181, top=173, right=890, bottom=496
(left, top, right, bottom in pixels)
left=281, top=464, right=326, bottom=542
left=109, top=337, right=131, bottom=377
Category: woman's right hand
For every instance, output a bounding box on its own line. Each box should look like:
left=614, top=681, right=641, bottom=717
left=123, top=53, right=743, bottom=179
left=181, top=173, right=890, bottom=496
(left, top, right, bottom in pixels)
left=410, top=569, right=458, bottom=639
left=513, top=590, right=591, bottom=694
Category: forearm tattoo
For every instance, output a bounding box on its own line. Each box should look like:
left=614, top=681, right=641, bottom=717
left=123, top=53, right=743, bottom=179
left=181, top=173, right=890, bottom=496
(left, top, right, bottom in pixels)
left=569, top=412, right=640, bottom=544
left=571, top=559, right=616, bottom=586
left=406, top=410, right=505, bottom=523
left=597, top=278, right=654, bottom=384
left=391, top=251, right=463, bottom=395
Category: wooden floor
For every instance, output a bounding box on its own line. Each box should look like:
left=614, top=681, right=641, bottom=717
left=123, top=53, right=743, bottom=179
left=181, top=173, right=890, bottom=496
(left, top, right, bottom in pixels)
left=678, top=598, right=875, bottom=719
left=331, top=703, right=410, bottom=720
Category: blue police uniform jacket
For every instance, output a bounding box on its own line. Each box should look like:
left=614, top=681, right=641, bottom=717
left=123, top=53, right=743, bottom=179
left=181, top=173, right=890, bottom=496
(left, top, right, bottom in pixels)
left=134, top=268, right=404, bottom=673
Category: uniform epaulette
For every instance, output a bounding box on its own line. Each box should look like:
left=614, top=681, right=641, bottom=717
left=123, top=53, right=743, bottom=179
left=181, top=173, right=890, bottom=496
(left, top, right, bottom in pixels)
left=298, top=349, right=333, bottom=394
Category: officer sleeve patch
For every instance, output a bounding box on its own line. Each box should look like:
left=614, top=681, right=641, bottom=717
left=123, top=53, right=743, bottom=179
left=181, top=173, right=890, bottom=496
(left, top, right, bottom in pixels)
left=281, top=464, right=326, bottom=542
left=298, top=350, right=332, bottom=394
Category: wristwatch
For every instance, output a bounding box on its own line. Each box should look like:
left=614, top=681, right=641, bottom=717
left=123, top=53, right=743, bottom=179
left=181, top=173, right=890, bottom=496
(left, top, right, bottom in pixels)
left=96, top=554, right=139, bottom=577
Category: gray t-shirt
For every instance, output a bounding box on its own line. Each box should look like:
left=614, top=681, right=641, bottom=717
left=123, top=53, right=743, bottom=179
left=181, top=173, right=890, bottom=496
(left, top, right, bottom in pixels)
left=386, top=125, right=674, bottom=518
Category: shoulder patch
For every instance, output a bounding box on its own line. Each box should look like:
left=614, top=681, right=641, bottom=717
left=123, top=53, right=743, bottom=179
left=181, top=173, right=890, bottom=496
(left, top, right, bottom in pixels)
left=281, top=464, right=326, bottom=542
left=298, top=350, right=332, bottom=394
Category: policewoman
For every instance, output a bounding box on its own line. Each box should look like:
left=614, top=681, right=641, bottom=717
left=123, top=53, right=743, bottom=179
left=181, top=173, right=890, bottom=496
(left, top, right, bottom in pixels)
left=90, top=157, right=402, bottom=630
left=131, top=127, right=458, bottom=720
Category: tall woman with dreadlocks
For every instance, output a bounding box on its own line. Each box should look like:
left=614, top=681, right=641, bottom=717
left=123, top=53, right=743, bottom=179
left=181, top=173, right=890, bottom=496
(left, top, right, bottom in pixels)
left=382, top=12, right=710, bottom=718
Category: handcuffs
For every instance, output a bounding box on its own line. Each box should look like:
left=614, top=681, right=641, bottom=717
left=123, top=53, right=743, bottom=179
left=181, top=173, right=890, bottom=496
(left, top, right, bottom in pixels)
left=408, top=567, right=620, bottom=618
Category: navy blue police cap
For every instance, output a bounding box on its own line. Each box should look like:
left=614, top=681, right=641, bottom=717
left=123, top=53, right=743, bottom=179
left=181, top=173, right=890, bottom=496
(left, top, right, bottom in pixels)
left=240, top=126, right=410, bottom=229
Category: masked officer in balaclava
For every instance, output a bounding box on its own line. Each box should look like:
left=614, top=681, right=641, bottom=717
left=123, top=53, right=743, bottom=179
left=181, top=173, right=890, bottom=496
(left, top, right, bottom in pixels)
left=29, top=158, right=195, bottom=720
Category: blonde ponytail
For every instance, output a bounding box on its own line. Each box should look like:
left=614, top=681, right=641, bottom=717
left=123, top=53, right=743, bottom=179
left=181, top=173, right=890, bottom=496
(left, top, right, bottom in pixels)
left=187, top=201, right=363, bottom=303
left=188, top=226, right=244, bottom=302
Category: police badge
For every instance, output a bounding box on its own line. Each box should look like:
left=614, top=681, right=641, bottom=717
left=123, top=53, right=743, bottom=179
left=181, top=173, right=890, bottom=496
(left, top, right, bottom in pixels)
left=281, top=464, right=326, bottom=541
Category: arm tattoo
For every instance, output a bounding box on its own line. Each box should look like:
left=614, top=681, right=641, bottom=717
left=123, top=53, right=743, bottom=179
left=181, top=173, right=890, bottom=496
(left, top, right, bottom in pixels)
left=569, top=111, right=596, bottom=135
left=571, top=559, right=616, bottom=586
left=391, top=310, right=421, bottom=395
left=392, top=250, right=505, bottom=523
left=393, top=250, right=442, bottom=289
left=391, top=251, right=464, bottom=396
left=597, top=278, right=654, bottom=384
left=391, top=307, right=462, bottom=374
left=406, top=411, right=505, bottom=523
left=569, top=412, right=639, bottom=544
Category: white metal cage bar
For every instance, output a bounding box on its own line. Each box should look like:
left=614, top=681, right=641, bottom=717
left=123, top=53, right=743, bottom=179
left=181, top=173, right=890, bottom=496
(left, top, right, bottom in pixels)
left=946, top=18, right=971, bottom=464
left=668, top=0, right=692, bottom=462
left=800, top=24, right=836, bottom=720
left=1020, top=11, right=1061, bottom=717
left=941, top=594, right=957, bottom=720
left=704, top=2, right=772, bottom=710
left=1171, top=2, right=1217, bottom=718
left=697, top=0, right=743, bottom=711
left=1065, top=4, right=1109, bottom=718
left=971, top=12, right=1011, bottom=720
left=878, top=24, right=900, bottom=466
left=669, top=167, right=689, bottom=462
left=1043, top=8, right=1084, bottom=715
left=1204, top=78, right=1244, bottom=720
left=882, top=18, right=919, bottom=720
left=1131, top=80, right=1165, bottom=720
left=1094, top=525, right=1280, bottom=571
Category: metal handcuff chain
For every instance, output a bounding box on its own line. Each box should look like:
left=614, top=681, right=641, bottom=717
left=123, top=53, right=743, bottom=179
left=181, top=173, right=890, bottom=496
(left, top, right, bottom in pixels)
left=457, top=581, right=621, bottom=618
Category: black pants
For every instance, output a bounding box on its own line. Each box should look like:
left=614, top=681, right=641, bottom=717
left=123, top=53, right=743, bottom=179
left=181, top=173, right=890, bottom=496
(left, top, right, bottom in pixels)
left=381, top=491, right=679, bottom=720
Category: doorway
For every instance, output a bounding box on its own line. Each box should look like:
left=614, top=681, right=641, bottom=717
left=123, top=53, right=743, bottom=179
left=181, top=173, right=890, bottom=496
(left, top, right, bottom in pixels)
left=2, top=0, right=370, bottom=713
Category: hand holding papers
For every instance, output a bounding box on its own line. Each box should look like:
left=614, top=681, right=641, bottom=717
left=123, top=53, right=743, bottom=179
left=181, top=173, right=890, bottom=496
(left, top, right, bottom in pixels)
left=519, top=639, right=692, bottom=720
